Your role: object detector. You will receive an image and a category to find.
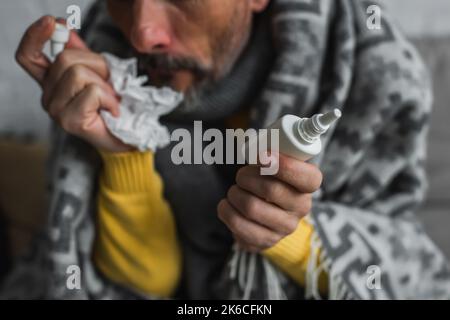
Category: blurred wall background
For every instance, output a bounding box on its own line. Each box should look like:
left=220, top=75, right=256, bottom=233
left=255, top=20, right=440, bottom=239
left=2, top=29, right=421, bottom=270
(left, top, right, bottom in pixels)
left=389, top=0, right=450, bottom=37
left=0, top=1, right=449, bottom=262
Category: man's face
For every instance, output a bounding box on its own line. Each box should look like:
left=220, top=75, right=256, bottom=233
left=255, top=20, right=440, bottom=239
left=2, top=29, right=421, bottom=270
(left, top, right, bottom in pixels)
left=107, top=0, right=269, bottom=95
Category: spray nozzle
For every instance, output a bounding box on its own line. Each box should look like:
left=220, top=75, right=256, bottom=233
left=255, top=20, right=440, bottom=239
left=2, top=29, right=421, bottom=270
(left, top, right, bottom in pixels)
left=318, top=109, right=342, bottom=127
left=50, top=23, right=70, bottom=57
left=296, top=108, right=342, bottom=144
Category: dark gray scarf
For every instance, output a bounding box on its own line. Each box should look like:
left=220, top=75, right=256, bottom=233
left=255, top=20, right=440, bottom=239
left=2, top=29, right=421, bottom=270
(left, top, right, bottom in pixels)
left=2, top=0, right=450, bottom=299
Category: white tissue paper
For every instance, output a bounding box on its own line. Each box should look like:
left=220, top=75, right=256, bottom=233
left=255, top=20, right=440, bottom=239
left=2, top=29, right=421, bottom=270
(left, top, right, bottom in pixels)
left=101, top=53, right=184, bottom=152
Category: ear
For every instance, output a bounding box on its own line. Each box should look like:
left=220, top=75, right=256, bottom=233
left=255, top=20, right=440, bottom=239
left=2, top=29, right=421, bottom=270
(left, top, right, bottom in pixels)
left=250, top=0, right=270, bottom=12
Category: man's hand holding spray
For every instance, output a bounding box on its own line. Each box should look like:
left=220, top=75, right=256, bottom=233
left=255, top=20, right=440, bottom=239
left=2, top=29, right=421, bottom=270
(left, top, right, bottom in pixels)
left=219, top=110, right=341, bottom=252
left=16, top=16, right=132, bottom=153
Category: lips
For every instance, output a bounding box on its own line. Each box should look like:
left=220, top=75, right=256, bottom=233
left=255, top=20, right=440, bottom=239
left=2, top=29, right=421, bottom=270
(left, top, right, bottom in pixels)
left=144, top=65, right=201, bottom=93
left=148, top=67, right=174, bottom=78
left=145, top=67, right=176, bottom=86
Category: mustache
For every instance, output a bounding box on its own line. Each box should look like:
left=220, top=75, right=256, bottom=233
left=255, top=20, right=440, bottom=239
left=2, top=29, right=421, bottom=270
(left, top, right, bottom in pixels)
left=137, top=53, right=212, bottom=80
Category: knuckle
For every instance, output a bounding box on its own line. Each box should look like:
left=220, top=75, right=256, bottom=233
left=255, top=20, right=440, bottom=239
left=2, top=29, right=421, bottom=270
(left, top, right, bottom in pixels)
left=262, top=180, right=282, bottom=202
left=226, top=185, right=239, bottom=202
left=66, top=64, right=86, bottom=83
left=15, top=50, right=25, bottom=66
left=85, top=83, right=101, bottom=97
left=55, top=51, right=73, bottom=70
left=79, top=121, right=93, bottom=134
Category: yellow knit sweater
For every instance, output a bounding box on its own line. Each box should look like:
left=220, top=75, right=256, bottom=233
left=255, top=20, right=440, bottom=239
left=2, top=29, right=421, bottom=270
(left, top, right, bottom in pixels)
left=93, top=150, right=323, bottom=298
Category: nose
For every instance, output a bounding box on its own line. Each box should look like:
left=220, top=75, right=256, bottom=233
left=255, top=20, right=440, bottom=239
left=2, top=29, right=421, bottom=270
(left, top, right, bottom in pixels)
left=130, top=0, right=173, bottom=53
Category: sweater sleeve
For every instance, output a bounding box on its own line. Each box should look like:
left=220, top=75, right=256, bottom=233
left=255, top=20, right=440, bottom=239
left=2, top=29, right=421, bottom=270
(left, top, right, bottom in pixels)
left=93, top=150, right=181, bottom=298
left=263, top=218, right=328, bottom=293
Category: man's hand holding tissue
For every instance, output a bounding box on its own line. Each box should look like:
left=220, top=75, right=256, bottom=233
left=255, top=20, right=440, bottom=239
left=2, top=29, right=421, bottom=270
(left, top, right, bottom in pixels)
left=15, top=16, right=131, bottom=153
left=218, top=153, right=323, bottom=253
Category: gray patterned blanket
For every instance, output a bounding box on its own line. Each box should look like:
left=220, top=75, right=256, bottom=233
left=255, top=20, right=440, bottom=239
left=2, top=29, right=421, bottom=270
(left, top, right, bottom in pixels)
left=1, top=0, right=449, bottom=299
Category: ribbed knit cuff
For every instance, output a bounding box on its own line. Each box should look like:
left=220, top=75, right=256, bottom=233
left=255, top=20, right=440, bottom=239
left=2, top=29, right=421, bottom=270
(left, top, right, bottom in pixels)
left=263, top=218, right=313, bottom=272
left=99, top=150, right=155, bottom=193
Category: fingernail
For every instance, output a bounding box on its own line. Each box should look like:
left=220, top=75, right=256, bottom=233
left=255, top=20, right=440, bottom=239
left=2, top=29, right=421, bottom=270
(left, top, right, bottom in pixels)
left=37, top=16, right=51, bottom=27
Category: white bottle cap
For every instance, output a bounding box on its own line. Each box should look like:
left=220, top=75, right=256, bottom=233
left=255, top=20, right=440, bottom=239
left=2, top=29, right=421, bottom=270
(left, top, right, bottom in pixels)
left=50, top=23, right=70, bottom=57
left=296, top=108, right=342, bottom=144
left=318, top=109, right=342, bottom=127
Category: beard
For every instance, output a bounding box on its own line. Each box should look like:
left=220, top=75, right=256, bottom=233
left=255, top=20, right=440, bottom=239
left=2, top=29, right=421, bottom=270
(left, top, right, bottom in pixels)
left=137, top=53, right=213, bottom=88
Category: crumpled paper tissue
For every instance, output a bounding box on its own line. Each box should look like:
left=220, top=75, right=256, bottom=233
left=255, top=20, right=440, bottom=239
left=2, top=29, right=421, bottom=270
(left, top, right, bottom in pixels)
left=101, top=53, right=184, bottom=152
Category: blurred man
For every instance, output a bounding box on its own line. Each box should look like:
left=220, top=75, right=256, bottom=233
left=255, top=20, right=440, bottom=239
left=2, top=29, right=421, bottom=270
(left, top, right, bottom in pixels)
left=8, top=0, right=450, bottom=299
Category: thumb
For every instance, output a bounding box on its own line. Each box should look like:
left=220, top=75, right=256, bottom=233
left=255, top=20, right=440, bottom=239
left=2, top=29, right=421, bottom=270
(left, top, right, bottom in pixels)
left=15, top=15, right=55, bottom=84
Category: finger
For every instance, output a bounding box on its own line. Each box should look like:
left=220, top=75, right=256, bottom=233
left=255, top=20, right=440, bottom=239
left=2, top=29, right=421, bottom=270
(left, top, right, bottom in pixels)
left=236, top=165, right=312, bottom=214
left=46, top=65, right=118, bottom=119
left=58, top=83, right=119, bottom=132
left=15, top=15, right=55, bottom=83
left=218, top=199, right=284, bottom=250
left=43, top=50, right=110, bottom=104
left=75, top=83, right=120, bottom=116
left=227, top=185, right=299, bottom=236
left=273, top=153, right=323, bottom=193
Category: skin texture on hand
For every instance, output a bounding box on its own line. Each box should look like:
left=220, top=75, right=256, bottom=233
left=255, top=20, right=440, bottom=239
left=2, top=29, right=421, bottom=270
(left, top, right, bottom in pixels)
left=15, top=15, right=132, bottom=153
left=218, top=152, right=323, bottom=252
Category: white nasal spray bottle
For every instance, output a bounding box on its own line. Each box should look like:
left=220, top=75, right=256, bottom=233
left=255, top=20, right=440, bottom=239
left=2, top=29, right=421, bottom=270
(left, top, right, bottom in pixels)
left=270, top=109, right=342, bottom=161
left=50, top=23, right=70, bottom=57
left=246, top=109, right=342, bottom=164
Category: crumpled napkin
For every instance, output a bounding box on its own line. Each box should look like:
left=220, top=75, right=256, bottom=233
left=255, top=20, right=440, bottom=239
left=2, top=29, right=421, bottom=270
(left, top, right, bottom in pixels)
left=101, top=53, right=184, bottom=152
